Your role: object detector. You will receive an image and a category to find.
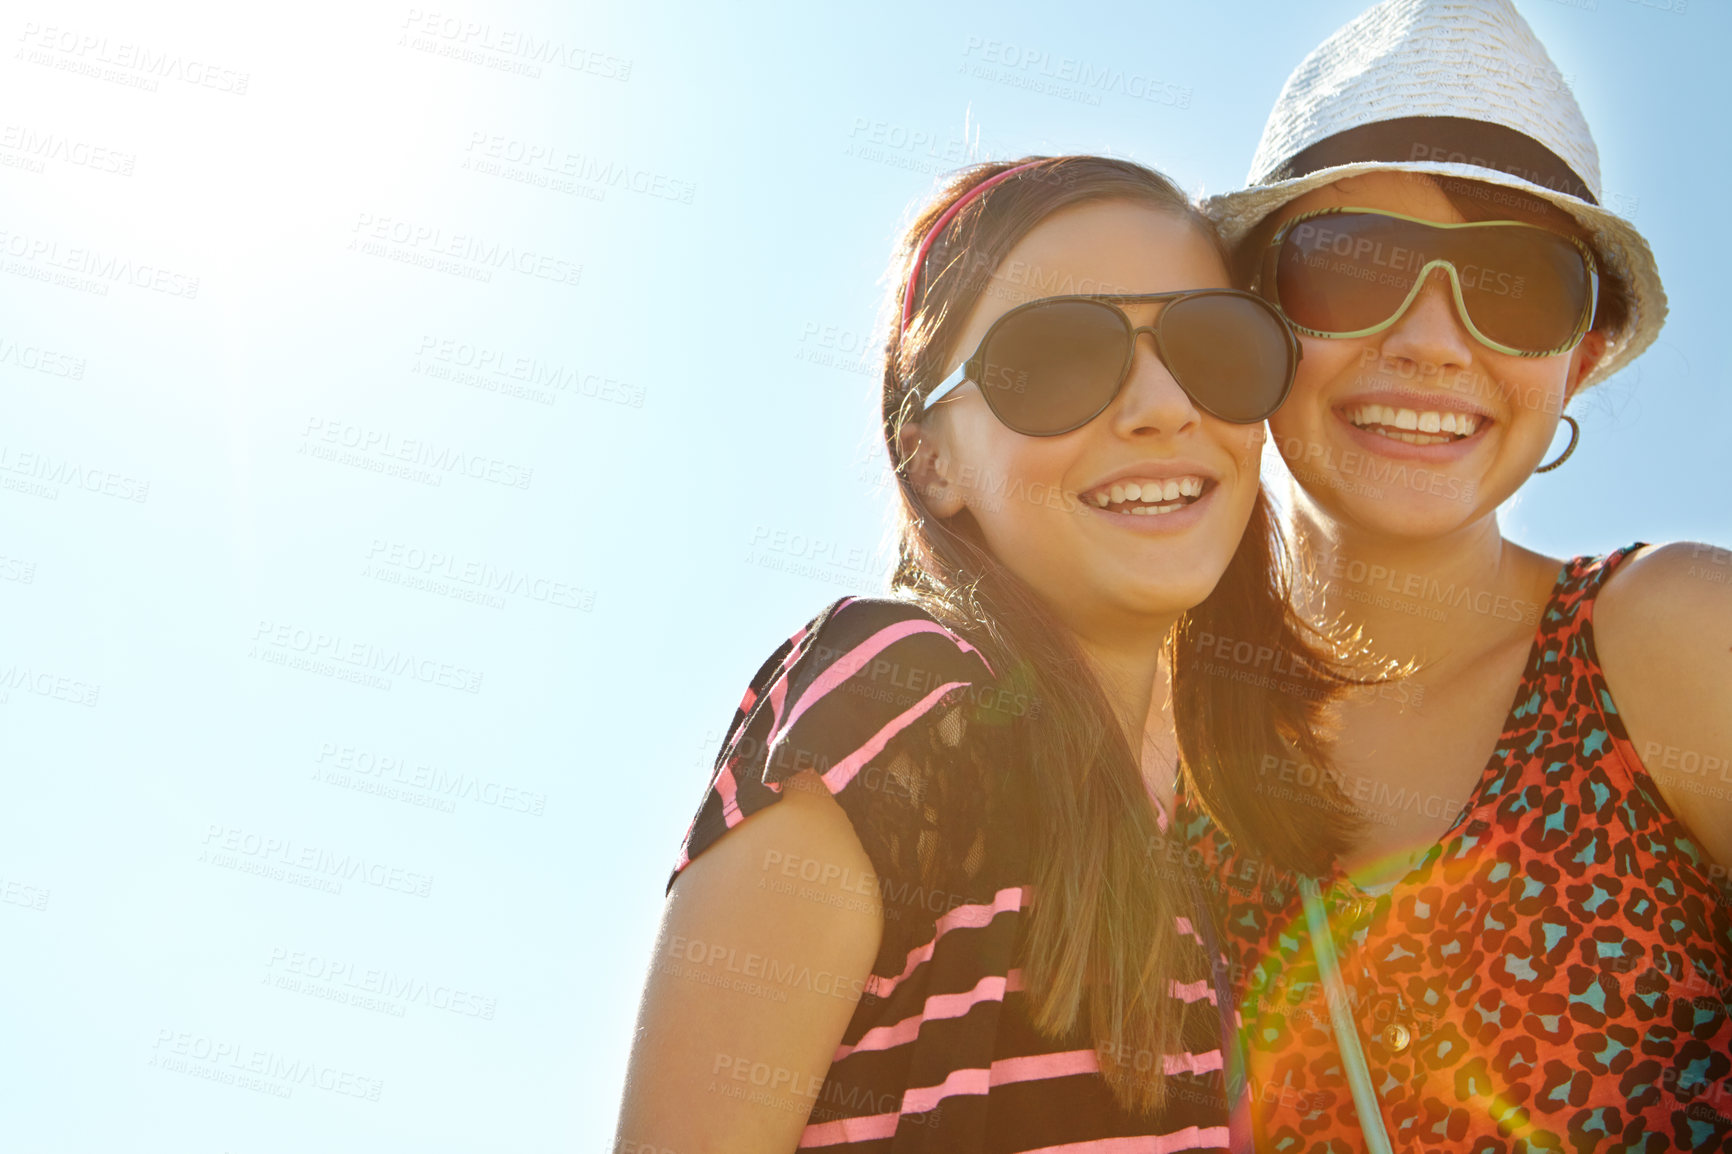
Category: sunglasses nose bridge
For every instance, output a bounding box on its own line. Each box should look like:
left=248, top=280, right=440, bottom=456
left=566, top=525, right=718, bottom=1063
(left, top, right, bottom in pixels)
left=1123, top=322, right=1172, bottom=383
left=1381, top=259, right=1480, bottom=362
left=1371, top=257, right=1455, bottom=329
left=1111, top=320, right=1201, bottom=426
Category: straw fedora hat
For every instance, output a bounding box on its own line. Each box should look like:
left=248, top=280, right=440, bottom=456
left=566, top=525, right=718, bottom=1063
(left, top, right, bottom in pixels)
left=1204, top=0, right=1665, bottom=390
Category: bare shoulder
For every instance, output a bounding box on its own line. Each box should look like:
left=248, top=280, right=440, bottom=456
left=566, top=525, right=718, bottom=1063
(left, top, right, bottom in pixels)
left=1601, top=541, right=1732, bottom=607
left=616, top=773, right=882, bottom=1154
left=1597, top=542, right=1732, bottom=661
left=1595, top=542, right=1732, bottom=868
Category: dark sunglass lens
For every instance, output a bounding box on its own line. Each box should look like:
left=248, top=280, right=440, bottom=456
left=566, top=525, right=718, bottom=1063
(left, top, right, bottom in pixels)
left=1274, top=213, right=1429, bottom=334
left=1453, top=227, right=1592, bottom=353
left=979, top=300, right=1128, bottom=434
left=1160, top=294, right=1294, bottom=421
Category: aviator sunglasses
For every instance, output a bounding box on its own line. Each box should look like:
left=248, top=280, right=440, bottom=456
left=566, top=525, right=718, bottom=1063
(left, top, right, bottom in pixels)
left=1256, top=207, right=1600, bottom=358
left=900, top=160, right=1302, bottom=437
left=919, top=290, right=1303, bottom=436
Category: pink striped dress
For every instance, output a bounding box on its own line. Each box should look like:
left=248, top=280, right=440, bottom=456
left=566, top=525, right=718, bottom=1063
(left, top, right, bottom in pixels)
left=670, top=597, right=1231, bottom=1152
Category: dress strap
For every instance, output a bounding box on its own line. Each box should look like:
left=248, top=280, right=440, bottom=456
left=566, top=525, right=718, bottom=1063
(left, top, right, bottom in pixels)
left=1549, top=542, right=1648, bottom=616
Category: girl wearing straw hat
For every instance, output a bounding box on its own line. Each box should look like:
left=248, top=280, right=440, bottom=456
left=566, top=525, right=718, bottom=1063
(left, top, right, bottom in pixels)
left=1189, top=1, right=1732, bottom=1151
left=617, top=155, right=1382, bottom=1153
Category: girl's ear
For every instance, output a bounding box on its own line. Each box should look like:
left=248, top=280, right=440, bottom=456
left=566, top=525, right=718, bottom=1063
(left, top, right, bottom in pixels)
left=896, top=420, right=967, bottom=517
left=1564, top=328, right=1609, bottom=404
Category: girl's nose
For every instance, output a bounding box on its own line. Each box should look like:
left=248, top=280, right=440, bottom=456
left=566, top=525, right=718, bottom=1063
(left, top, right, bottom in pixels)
left=1108, top=328, right=1201, bottom=438
left=1377, top=268, right=1477, bottom=370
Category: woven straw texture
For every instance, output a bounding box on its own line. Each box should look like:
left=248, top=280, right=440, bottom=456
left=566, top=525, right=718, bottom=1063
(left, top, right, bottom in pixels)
left=1206, top=0, right=1664, bottom=390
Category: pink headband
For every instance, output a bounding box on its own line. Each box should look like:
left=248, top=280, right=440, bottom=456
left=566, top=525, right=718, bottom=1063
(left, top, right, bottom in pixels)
left=898, top=159, right=1047, bottom=333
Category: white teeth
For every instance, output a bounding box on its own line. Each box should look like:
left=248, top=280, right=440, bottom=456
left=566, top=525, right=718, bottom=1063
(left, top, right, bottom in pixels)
left=1086, top=476, right=1207, bottom=512
left=1348, top=404, right=1482, bottom=439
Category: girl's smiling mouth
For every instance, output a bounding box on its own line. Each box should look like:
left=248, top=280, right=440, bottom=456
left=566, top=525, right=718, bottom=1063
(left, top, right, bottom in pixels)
left=1339, top=402, right=1483, bottom=445
left=1328, top=391, right=1496, bottom=460
left=1080, top=474, right=1214, bottom=515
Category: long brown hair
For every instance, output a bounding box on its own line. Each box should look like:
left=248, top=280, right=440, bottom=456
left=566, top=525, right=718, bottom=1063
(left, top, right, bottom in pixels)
left=878, top=156, right=1366, bottom=1114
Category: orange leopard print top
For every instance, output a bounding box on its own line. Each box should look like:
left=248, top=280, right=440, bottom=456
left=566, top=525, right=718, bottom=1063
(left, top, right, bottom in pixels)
left=1181, top=547, right=1732, bottom=1153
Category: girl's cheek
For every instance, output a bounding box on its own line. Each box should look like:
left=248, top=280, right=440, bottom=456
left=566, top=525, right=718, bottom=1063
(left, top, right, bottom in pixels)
left=1227, top=423, right=1265, bottom=464
left=1290, top=339, right=1368, bottom=400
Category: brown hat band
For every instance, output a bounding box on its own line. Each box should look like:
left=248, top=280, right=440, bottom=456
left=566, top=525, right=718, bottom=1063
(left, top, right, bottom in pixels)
left=1261, top=115, right=1597, bottom=206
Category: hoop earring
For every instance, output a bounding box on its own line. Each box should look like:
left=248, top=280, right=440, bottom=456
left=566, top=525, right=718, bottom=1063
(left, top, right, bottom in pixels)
left=1535, top=414, right=1580, bottom=474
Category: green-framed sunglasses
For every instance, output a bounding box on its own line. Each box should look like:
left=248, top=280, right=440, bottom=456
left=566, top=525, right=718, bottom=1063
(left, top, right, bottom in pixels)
left=1255, top=207, right=1600, bottom=359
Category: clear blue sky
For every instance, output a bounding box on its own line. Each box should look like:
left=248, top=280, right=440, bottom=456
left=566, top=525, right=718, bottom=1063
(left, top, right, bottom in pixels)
left=1, top=1, right=1724, bottom=1149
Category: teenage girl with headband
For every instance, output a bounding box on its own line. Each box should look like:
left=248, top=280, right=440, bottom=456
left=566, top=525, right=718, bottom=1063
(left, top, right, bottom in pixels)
left=1187, top=2, right=1732, bottom=1151
left=614, top=155, right=1372, bottom=1152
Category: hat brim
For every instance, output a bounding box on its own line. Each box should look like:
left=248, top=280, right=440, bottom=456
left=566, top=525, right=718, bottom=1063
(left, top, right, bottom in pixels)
left=1202, top=160, right=1666, bottom=392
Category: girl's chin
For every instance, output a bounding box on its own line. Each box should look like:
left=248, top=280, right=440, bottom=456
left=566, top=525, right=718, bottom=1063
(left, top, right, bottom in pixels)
left=1271, top=425, right=1518, bottom=531
left=1103, top=568, right=1225, bottom=620
left=1030, top=568, right=1216, bottom=631
left=1301, top=483, right=1489, bottom=537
